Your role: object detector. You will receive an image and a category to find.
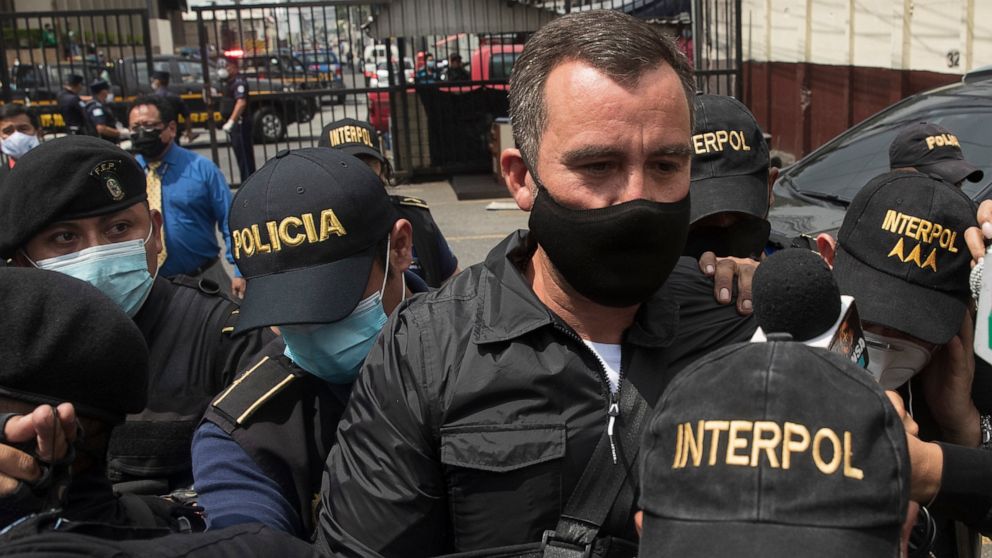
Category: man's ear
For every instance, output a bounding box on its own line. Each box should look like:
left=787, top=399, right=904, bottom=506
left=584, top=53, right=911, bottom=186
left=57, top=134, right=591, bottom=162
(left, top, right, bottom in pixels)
left=150, top=208, right=165, bottom=256
left=501, top=147, right=535, bottom=212
left=390, top=218, right=414, bottom=273
left=816, top=233, right=837, bottom=268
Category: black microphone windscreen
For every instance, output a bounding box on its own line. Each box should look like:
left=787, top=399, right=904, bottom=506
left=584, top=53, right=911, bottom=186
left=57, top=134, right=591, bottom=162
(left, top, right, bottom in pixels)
left=753, top=249, right=841, bottom=341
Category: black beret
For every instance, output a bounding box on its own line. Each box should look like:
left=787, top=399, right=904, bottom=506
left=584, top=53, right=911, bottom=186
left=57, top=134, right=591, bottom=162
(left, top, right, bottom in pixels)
left=65, top=73, right=84, bottom=86
left=151, top=70, right=170, bottom=81
left=89, top=79, right=110, bottom=93
left=0, top=267, right=148, bottom=422
left=0, top=135, right=148, bottom=258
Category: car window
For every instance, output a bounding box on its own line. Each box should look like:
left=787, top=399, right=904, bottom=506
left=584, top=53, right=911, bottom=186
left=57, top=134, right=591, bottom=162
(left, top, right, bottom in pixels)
left=177, top=61, right=201, bottom=84
left=787, top=90, right=992, bottom=203
left=490, top=52, right=519, bottom=80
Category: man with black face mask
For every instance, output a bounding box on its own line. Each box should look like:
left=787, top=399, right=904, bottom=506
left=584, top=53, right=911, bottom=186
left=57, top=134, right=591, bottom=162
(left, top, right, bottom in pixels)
left=129, top=95, right=238, bottom=293
left=314, top=11, right=754, bottom=558
left=683, top=94, right=776, bottom=261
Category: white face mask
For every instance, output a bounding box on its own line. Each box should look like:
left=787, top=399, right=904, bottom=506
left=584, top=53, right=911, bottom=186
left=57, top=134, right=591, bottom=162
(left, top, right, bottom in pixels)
left=864, top=332, right=934, bottom=389
left=1, top=131, right=39, bottom=159
left=105, top=92, right=115, bottom=103
left=217, top=68, right=229, bottom=80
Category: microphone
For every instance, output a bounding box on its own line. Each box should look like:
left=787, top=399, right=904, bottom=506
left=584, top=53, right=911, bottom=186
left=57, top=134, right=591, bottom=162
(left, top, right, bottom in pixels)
left=973, top=253, right=992, bottom=363
left=751, top=249, right=869, bottom=368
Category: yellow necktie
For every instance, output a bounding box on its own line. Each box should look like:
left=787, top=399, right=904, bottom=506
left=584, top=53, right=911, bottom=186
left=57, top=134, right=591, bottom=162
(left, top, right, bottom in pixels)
left=146, top=161, right=167, bottom=267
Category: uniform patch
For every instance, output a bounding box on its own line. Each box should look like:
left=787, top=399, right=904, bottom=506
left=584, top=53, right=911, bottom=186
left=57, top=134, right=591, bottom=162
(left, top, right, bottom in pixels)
left=236, top=85, right=245, bottom=95
left=90, top=159, right=127, bottom=201
left=92, top=108, right=104, bottom=117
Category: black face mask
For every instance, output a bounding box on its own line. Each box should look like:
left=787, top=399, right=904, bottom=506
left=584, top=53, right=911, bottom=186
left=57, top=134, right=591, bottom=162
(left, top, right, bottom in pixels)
left=683, top=218, right=771, bottom=260
left=528, top=180, right=690, bottom=307
left=131, top=127, right=168, bottom=159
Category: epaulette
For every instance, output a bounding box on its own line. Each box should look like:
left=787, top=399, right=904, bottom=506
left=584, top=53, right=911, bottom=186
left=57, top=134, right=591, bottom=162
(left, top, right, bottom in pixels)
left=221, top=309, right=239, bottom=335
left=170, top=275, right=223, bottom=297
left=393, top=195, right=430, bottom=210
left=210, top=356, right=298, bottom=426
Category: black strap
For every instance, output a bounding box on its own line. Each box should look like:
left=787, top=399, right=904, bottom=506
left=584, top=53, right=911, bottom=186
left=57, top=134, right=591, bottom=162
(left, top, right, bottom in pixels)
left=541, top=381, right=650, bottom=558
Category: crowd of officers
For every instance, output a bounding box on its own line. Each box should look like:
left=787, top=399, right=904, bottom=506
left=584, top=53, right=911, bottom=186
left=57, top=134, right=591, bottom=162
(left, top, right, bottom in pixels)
left=0, top=9, right=991, bottom=558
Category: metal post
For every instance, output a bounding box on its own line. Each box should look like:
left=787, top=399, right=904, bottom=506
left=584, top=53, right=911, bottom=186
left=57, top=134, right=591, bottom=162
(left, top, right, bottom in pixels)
left=734, top=0, right=743, bottom=99
left=197, top=9, right=220, bottom=166
left=0, top=15, right=10, bottom=104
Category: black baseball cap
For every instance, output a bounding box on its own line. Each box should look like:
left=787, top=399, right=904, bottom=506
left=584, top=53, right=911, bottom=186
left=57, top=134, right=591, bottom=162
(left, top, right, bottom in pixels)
left=64, top=73, right=84, bottom=86
left=689, top=94, right=770, bottom=223
left=639, top=341, right=909, bottom=558
left=889, top=122, right=983, bottom=185
left=229, top=148, right=398, bottom=333
left=0, top=135, right=148, bottom=259
left=318, top=118, right=384, bottom=163
left=833, top=171, right=975, bottom=344
left=0, top=267, right=149, bottom=423
left=89, top=79, right=110, bottom=94
left=151, top=70, right=170, bottom=82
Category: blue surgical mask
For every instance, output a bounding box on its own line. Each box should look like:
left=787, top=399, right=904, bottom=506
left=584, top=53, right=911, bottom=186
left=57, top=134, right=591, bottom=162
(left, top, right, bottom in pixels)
left=282, top=238, right=404, bottom=384
left=1, top=131, right=39, bottom=159
left=25, top=226, right=155, bottom=317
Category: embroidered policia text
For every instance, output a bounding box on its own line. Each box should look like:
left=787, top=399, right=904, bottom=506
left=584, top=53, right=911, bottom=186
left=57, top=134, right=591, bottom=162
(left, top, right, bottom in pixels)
left=671, top=420, right=864, bottom=480
left=881, top=210, right=958, bottom=272
left=925, top=133, right=960, bottom=150
left=692, top=130, right=751, bottom=154
left=233, top=209, right=347, bottom=258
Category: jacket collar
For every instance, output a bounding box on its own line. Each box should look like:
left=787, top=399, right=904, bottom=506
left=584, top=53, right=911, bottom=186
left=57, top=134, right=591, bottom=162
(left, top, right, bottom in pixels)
left=472, top=230, right=678, bottom=348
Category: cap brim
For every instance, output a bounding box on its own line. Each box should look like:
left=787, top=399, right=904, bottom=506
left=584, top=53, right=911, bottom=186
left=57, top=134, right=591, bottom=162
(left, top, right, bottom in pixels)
left=639, top=515, right=899, bottom=558
left=690, top=173, right=768, bottom=223
left=919, top=159, right=984, bottom=184
left=339, top=144, right=385, bottom=163
left=234, top=247, right=376, bottom=334
left=833, top=247, right=965, bottom=344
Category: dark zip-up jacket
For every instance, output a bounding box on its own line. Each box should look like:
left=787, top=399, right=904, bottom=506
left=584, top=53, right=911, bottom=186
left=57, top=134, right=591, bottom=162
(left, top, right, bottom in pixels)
left=315, top=231, right=754, bottom=557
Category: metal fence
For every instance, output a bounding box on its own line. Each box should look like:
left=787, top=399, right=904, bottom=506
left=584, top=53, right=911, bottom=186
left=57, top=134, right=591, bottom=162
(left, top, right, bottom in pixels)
left=0, top=9, right=152, bottom=131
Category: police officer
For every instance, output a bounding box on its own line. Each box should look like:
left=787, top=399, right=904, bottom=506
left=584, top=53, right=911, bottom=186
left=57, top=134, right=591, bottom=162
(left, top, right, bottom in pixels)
left=151, top=70, right=193, bottom=144
left=84, top=80, right=129, bottom=144
left=0, top=136, right=271, bottom=495
left=0, top=267, right=198, bottom=532
left=192, top=147, right=426, bottom=539
left=318, top=117, right=459, bottom=288
left=57, top=73, right=87, bottom=135
left=219, top=58, right=255, bottom=183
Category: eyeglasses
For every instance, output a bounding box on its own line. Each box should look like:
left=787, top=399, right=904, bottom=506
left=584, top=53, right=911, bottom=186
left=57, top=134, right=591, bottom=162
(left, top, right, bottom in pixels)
left=129, top=122, right=164, bottom=133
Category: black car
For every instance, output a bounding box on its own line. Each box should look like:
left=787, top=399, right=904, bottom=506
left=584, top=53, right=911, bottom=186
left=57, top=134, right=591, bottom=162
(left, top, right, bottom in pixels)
left=115, top=55, right=317, bottom=143
left=769, top=71, right=992, bottom=248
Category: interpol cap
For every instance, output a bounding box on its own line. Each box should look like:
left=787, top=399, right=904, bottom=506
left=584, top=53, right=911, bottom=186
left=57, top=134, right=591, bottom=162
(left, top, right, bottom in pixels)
left=64, top=73, right=84, bottom=86
left=889, top=122, right=983, bottom=185
left=833, top=171, right=975, bottom=344
left=89, top=79, right=110, bottom=94
left=689, top=94, right=770, bottom=223
left=317, top=118, right=385, bottom=163
left=639, top=342, right=909, bottom=558
left=0, top=267, right=149, bottom=423
left=0, top=135, right=148, bottom=259
left=229, top=147, right=397, bottom=333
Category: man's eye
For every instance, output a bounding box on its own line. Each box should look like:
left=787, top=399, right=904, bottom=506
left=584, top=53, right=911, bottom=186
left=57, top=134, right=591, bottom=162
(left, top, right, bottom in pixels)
left=52, top=231, right=76, bottom=244
left=108, top=223, right=131, bottom=235
left=582, top=162, right=613, bottom=173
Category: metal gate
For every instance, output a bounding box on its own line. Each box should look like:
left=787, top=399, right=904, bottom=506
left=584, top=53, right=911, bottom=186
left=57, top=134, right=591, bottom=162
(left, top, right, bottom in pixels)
left=0, top=9, right=152, bottom=131
left=191, top=0, right=741, bottom=185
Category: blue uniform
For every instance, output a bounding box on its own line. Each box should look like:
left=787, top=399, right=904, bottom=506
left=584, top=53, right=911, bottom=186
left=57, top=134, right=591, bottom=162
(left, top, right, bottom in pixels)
left=226, top=76, right=256, bottom=183
left=136, top=145, right=236, bottom=278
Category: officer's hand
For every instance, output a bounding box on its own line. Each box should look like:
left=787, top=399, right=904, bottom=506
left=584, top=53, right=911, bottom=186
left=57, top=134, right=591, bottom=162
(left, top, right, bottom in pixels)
left=222, top=121, right=235, bottom=134
left=920, top=314, right=980, bottom=447
left=184, top=129, right=194, bottom=143
left=0, top=403, right=77, bottom=495
left=231, top=277, right=246, bottom=299
left=117, top=128, right=131, bottom=140
left=887, top=391, right=942, bottom=503
left=698, top=252, right=758, bottom=316
left=967, top=199, right=992, bottom=268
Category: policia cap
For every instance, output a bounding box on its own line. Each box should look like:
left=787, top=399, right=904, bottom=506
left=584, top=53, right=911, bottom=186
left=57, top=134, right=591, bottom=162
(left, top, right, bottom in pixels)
left=689, top=94, right=770, bottom=223
left=639, top=341, right=909, bottom=558
left=318, top=118, right=385, bottom=163
left=229, top=148, right=397, bottom=333
left=833, top=171, right=975, bottom=344
left=0, top=267, right=148, bottom=423
left=0, top=135, right=147, bottom=259
left=889, top=122, right=983, bottom=185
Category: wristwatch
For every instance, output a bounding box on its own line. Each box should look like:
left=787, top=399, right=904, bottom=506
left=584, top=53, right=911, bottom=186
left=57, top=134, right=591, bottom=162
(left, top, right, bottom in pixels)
left=981, top=414, right=992, bottom=450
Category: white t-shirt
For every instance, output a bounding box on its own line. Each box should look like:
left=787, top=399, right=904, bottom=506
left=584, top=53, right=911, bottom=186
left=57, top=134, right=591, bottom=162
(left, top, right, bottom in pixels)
left=583, top=340, right=622, bottom=394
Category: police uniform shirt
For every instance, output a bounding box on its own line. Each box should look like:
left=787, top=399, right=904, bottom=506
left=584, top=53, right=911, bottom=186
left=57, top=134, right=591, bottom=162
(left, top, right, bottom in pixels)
left=85, top=99, right=119, bottom=142
left=58, top=89, right=87, bottom=130
left=390, top=195, right=458, bottom=288
left=106, top=275, right=272, bottom=487
left=226, top=77, right=251, bottom=120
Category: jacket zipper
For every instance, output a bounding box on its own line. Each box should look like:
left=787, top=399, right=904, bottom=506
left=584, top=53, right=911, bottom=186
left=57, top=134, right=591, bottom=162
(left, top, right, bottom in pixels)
left=554, top=323, right=625, bottom=465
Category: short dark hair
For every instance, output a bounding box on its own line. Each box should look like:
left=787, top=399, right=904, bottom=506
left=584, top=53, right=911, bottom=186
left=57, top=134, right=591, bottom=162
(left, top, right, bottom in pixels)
left=0, top=104, right=39, bottom=129
left=508, top=10, right=695, bottom=167
left=129, top=95, right=176, bottom=126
